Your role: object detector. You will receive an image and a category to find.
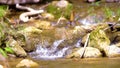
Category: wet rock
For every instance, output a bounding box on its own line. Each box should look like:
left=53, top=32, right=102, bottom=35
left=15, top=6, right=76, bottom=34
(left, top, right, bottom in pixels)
left=18, top=26, right=42, bottom=51
left=88, top=28, right=110, bottom=51
left=104, top=45, right=120, bottom=57
left=80, top=14, right=105, bottom=25
left=55, top=27, right=73, bottom=40
left=34, top=20, right=52, bottom=30
left=7, top=36, right=27, bottom=57
left=41, top=13, right=54, bottom=21
left=73, top=26, right=93, bottom=37
left=16, top=59, right=39, bottom=68
left=65, top=47, right=102, bottom=58
left=13, top=33, right=26, bottom=48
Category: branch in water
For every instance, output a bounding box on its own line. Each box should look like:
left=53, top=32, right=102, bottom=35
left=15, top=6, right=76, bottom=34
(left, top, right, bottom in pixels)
left=80, top=33, right=90, bottom=58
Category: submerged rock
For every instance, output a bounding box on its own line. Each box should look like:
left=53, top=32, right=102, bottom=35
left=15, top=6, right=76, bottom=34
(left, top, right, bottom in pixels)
left=34, top=20, right=52, bottom=30
left=65, top=47, right=102, bottom=58
left=16, top=59, right=39, bottom=68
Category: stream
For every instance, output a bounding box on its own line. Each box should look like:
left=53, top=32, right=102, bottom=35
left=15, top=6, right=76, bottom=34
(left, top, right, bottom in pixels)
left=8, top=57, right=120, bottom=68
left=2, top=0, right=120, bottom=68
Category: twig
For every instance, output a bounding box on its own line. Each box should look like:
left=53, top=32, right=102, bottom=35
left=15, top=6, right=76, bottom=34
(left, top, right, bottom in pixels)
left=56, top=16, right=64, bottom=24
left=103, top=23, right=117, bottom=31
left=103, top=20, right=120, bottom=31
left=80, top=33, right=90, bottom=58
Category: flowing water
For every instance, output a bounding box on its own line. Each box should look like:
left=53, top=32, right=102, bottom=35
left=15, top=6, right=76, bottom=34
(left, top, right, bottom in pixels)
left=29, top=38, right=82, bottom=60
left=29, top=39, right=69, bottom=59
left=6, top=0, right=120, bottom=68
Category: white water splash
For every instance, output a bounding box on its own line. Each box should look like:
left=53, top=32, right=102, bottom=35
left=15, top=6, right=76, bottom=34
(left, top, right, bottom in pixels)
left=29, top=39, right=69, bottom=59
left=75, top=39, right=81, bottom=47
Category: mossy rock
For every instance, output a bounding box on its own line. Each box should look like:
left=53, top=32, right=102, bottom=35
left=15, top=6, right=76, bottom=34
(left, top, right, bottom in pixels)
left=46, top=1, right=73, bottom=19
left=18, top=26, right=43, bottom=51
left=88, top=28, right=110, bottom=51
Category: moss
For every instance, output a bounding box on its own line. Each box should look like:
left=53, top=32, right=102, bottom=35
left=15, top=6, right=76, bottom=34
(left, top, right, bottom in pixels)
left=0, top=5, right=8, bottom=18
left=88, top=28, right=110, bottom=51
left=46, top=1, right=73, bottom=19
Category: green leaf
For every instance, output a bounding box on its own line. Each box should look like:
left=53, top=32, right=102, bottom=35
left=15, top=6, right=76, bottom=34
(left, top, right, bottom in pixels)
left=104, top=7, right=113, bottom=19
left=4, top=47, right=14, bottom=54
left=0, top=5, right=8, bottom=18
left=0, top=48, right=7, bottom=57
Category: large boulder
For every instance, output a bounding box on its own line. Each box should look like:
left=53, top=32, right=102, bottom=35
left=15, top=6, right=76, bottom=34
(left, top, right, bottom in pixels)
left=18, top=26, right=42, bottom=51
left=65, top=47, right=102, bottom=58
left=88, top=28, right=110, bottom=51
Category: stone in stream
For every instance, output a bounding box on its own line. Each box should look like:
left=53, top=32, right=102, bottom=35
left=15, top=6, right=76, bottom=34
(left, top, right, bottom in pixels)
left=65, top=47, right=102, bottom=58
left=16, top=59, right=39, bottom=68
left=104, top=45, right=120, bottom=57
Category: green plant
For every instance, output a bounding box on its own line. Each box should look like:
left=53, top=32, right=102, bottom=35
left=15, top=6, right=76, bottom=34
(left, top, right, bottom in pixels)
left=0, top=23, right=13, bottom=57
left=0, top=48, right=7, bottom=57
left=91, top=1, right=101, bottom=6
left=0, top=6, right=15, bottom=57
left=116, top=8, right=120, bottom=21
left=46, top=2, right=73, bottom=19
left=104, top=7, right=114, bottom=21
left=0, top=5, right=8, bottom=18
left=0, top=47, right=14, bottom=57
